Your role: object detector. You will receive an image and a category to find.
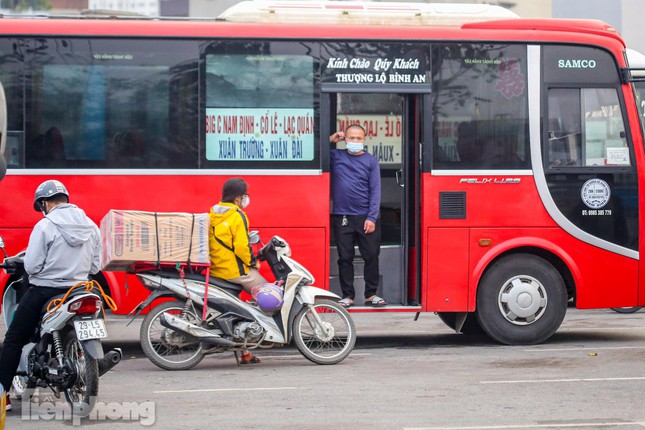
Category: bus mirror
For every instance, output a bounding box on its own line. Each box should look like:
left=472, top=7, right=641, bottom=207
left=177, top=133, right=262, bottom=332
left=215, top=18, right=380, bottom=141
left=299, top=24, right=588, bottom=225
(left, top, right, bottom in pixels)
left=249, top=230, right=260, bottom=244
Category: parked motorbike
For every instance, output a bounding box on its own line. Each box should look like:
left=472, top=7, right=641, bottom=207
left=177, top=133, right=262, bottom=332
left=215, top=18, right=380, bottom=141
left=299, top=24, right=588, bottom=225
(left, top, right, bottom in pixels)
left=0, top=236, right=121, bottom=417
left=131, top=234, right=356, bottom=369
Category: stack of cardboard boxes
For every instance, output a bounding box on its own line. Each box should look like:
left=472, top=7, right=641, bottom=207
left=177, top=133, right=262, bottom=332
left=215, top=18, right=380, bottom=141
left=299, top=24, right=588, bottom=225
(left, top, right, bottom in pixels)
left=100, top=210, right=210, bottom=271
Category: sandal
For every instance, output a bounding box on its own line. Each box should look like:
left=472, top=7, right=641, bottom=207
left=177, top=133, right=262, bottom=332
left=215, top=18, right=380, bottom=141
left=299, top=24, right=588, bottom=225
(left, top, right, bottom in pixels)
left=240, top=351, right=261, bottom=365
left=365, top=296, right=387, bottom=307
left=338, top=298, right=353, bottom=308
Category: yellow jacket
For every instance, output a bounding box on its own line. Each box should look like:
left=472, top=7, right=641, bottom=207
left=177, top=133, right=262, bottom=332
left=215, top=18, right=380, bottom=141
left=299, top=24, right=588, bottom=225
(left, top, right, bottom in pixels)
left=209, top=202, right=255, bottom=279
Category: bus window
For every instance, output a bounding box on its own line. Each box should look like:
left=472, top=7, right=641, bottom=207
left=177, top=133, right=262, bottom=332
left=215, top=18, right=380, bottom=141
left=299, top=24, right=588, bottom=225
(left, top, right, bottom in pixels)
left=432, top=43, right=530, bottom=170
left=0, top=38, right=24, bottom=168
left=23, top=38, right=199, bottom=169
left=625, top=49, right=645, bottom=127
left=547, top=88, right=629, bottom=168
left=635, top=83, right=645, bottom=119
left=202, top=41, right=319, bottom=169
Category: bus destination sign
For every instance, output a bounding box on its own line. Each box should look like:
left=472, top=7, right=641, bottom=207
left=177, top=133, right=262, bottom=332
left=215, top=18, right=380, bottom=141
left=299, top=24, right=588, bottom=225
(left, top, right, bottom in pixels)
left=205, top=108, right=314, bottom=162
left=321, top=43, right=430, bottom=92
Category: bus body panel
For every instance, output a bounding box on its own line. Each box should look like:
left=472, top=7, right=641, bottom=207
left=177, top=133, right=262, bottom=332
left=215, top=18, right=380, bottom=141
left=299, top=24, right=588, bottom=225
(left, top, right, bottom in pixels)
left=466, top=228, right=638, bottom=309
left=423, top=173, right=555, bottom=227
left=425, top=227, right=469, bottom=312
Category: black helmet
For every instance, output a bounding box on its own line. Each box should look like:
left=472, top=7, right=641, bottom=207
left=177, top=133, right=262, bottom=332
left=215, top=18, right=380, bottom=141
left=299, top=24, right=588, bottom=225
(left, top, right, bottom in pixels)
left=33, top=179, right=69, bottom=212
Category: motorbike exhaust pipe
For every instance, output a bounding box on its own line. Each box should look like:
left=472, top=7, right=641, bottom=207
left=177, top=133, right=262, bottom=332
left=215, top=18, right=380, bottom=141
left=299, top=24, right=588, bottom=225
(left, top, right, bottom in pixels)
left=160, top=313, right=234, bottom=347
left=98, top=348, right=122, bottom=376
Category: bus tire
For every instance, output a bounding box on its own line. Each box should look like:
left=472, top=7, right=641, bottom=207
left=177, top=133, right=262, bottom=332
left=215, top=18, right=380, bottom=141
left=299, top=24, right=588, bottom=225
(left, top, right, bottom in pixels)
left=476, top=254, right=567, bottom=345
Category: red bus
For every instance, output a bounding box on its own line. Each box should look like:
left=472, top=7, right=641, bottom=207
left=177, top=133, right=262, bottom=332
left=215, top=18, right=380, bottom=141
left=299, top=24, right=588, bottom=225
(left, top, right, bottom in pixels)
left=1, top=1, right=643, bottom=345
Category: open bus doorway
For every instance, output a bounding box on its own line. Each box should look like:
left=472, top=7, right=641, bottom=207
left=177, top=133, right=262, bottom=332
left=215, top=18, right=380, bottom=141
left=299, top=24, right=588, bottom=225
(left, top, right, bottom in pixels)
left=326, top=92, right=421, bottom=309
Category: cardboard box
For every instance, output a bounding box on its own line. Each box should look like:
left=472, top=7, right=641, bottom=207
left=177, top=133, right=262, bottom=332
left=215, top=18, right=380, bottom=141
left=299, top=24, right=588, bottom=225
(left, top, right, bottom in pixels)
left=100, top=210, right=210, bottom=271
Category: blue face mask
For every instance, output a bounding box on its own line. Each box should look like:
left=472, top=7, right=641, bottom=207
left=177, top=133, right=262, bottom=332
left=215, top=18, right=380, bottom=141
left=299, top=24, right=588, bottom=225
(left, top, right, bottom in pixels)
left=346, top=142, right=364, bottom=153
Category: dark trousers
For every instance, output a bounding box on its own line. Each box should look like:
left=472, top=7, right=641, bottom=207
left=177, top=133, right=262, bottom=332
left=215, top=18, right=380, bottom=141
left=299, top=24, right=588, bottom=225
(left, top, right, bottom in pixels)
left=332, top=214, right=381, bottom=301
left=0, top=286, right=61, bottom=390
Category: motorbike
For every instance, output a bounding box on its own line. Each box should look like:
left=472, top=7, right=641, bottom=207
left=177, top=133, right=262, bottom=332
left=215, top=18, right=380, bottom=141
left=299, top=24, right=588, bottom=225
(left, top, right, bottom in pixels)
left=130, top=234, right=356, bottom=370
left=0, top=236, right=121, bottom=417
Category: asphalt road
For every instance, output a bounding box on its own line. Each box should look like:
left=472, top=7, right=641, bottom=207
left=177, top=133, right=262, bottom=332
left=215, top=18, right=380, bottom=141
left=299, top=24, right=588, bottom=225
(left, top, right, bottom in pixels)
left=5, top=308, right=645, bottom=429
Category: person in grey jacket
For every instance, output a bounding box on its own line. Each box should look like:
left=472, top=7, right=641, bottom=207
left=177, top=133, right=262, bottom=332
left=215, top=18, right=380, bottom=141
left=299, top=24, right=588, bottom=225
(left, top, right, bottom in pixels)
left=0, top=180, right=100, bottom=411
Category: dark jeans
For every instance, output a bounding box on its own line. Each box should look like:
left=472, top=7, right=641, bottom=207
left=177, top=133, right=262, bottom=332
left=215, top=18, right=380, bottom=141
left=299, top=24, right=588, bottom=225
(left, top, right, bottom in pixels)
left=0, top=286, right=62, bottom=390
left=331, top=214, right=381, bottom=301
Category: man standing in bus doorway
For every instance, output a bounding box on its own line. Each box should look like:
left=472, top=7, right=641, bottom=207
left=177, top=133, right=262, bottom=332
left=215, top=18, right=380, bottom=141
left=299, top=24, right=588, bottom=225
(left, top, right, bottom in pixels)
left=329, top=125, right=386, bottom=308
left=209, top=177, right=265, bottom=364
left=0, top=180, right=101, bottom=419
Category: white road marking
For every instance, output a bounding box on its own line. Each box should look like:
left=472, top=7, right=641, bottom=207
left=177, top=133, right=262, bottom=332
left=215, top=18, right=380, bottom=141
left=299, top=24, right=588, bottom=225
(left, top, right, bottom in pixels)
left=481, top=376, right=645, bottom=384
left=406, top=421, right=645, bottom=429
left=558, top=326, right=645, bottom=331
left=154, top=387, right=298, bottom=394
left=524, top=346, right=645, bottom=352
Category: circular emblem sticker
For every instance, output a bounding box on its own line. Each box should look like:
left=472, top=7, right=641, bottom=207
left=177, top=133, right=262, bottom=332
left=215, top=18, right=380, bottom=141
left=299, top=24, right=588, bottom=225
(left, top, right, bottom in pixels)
left=581, top=178, right=611, bottom=209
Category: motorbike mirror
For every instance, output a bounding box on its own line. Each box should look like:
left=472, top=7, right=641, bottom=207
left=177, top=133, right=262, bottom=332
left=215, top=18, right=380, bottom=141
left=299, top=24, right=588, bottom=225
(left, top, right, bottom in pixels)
left=249, top=230, right=260, bottom=245
left=0, top=236, right=5, bottom=258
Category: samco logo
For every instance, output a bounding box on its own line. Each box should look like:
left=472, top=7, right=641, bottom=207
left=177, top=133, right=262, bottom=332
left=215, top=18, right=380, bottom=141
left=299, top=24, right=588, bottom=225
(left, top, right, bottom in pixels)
left=558, top=59, right=597, bottom=69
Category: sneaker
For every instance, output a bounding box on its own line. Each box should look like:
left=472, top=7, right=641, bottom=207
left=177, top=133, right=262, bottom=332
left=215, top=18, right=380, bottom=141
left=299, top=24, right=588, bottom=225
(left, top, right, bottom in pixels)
left=5, top=394, right=11, bottom=412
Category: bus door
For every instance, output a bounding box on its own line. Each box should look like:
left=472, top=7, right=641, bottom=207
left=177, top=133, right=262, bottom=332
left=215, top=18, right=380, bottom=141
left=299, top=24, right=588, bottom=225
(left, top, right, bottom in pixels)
left=323, top=92, right=423, bottom=307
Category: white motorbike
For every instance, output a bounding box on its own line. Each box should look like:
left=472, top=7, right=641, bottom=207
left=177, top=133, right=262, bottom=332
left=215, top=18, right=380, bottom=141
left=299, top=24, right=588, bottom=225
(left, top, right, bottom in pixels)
left=0, top=236, right=121, bottom=417
left=131, top=235, right=356, bottom=369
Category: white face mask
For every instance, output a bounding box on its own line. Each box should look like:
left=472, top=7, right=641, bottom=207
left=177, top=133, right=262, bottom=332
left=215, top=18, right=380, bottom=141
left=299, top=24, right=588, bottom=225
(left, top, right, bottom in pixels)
left=346, top=142, right=364, bottom=153
left=241, top=195, right=250, bottom=208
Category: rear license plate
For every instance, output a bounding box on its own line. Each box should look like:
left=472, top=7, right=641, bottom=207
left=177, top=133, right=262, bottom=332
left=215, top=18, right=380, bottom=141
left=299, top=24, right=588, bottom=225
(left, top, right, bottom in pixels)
left=74, top=319, right=108, bottom=340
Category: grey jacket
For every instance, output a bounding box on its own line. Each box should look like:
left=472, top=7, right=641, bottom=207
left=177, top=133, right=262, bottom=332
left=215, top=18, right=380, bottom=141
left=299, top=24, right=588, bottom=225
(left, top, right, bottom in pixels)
left=25, top=203, right=101, bottom=288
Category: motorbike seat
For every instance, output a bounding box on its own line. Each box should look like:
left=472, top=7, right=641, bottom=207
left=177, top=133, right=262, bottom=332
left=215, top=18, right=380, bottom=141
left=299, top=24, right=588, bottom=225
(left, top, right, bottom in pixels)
left=41, top=288, right=101, bottom=314
left=182, top=273, right=244, bottom=295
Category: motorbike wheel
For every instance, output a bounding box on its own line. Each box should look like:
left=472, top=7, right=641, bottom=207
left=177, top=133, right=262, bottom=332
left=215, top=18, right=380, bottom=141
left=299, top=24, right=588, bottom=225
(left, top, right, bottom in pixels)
left=292, top=299, right=356, bottom=365
left=63, top=331, right=99, bottom=417
left=140, top=300, right=205, bottom=370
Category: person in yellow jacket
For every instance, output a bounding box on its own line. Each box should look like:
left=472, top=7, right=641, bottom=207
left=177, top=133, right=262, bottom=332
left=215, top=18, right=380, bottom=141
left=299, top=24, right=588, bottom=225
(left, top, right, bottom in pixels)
left=209, top=177, right=266, bottom=290
left=209, top=178, right=265, bottom=364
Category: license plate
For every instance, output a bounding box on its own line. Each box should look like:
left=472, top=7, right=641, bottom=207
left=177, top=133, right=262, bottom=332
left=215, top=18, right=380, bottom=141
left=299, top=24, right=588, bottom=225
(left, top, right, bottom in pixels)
left=74, top=319, right=108, bottom=340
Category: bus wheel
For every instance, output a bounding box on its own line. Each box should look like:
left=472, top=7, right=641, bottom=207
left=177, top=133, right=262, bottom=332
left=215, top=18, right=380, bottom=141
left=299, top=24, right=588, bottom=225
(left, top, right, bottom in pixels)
left=436, top=312, right=484, bottom=335
left=476, top=254, right=567, bottom=345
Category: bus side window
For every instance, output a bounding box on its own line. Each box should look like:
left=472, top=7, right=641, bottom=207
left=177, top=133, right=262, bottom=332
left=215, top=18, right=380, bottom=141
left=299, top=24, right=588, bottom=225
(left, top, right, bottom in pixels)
left=547, top=88, right=582, bottom=167
left=583, top=88, right=629, bottom=167
left=431, top=43, right=529, bottom=170
left=547, top=87, right=629, bottom=168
